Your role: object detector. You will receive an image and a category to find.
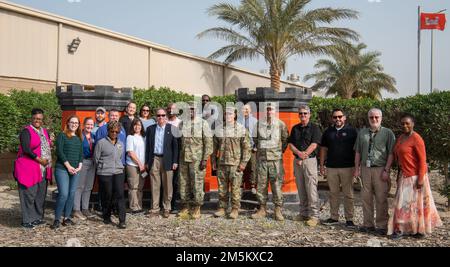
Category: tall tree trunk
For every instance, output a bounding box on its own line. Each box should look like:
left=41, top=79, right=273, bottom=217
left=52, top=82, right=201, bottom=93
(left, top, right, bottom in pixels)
left=270, top=67, right=281, bottom=91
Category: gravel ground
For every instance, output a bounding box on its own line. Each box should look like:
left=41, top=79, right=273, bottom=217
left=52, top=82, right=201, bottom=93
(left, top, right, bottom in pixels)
left=0, top=171, right=448, bottom=247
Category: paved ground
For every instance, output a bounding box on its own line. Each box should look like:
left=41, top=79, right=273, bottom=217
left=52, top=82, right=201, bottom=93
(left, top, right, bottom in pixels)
left=0, top=172, right=448, bottom=247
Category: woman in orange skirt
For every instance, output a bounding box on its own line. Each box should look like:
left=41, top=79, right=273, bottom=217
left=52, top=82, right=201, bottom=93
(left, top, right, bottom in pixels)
left=388, top=114, right=442, bottom=240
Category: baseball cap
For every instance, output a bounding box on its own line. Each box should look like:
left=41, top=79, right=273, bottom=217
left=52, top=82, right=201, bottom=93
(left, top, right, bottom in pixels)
left=96, top=107, right=106, bottom=113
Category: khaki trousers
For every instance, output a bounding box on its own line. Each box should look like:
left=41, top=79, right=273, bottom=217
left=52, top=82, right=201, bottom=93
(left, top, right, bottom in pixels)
left=294, top=158, right=319, bottom=219
left=361, top=166, right=389, bottom=229
left=126, top=165, right=146, bottom=211
left=327, top=167, right=355, bottom=221
left=150, top=157, right=173, bottom=212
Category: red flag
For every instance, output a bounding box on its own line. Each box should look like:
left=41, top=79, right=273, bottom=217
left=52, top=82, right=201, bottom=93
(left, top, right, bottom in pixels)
left=421, top=13, right=446, bottom=30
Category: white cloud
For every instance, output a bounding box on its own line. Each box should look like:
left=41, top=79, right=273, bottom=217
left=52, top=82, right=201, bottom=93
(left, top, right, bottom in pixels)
left=368, top=0, right=382, bottom=3
left=67, top=0, right=82, bottom=3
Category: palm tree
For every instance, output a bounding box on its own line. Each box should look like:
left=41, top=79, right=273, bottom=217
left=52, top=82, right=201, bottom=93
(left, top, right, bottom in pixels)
left=197, top=0, right=359, bottom=91
left=304, top=43, right=398, bottom=99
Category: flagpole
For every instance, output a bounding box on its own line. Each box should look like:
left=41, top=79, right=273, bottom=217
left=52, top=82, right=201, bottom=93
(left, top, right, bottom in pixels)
left=418, top=6, right=421, bottom=95
left=431, top=29, right=434, bottom=93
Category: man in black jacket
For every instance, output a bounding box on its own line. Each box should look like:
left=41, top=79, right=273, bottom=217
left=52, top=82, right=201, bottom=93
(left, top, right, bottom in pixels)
left=145, top=108, right=179, bottom=218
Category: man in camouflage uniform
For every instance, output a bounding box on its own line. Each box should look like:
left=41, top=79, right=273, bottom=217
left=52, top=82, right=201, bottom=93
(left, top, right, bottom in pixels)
left=178, top=102, right=213, bottom=219
left=212, top=107, right=252, bottom=219
left=251, top=103, right=289, bottom=221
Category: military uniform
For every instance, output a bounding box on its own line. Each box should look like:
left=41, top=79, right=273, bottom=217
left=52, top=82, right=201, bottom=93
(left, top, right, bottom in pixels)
left=252, top=116, right=288, bottom=220
left=212, top=121, right=251, bottom=216
left=178, top=115, right=213, bottom=217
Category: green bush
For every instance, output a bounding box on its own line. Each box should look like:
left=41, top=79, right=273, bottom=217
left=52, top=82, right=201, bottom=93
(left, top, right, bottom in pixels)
left=212, top=94, right=237, bottom=109
left=133, top=86, right=194, bottom=112
left=8, top=89, right=62, bottom=140
left=0, top=94, right=20, bottom=152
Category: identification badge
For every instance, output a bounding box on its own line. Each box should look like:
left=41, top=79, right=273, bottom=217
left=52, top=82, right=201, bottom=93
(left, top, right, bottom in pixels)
left=366, top=160, right=371, bottom=168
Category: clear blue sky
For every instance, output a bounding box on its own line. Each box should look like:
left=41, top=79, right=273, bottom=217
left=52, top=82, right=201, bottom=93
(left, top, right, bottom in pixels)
left=6, top=0, right=450, bottom=98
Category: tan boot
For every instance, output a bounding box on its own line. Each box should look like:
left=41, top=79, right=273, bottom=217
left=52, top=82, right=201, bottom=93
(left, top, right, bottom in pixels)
left=251, top=205, right=266, bottom=219
left=274, top=206, right=284, bottom=221
left=214, top=208, right=226, bottom=218
left=191, top=206, right=201, bottom=219
left=305, top=218, right=319, bottom=227
left=229, top=208, right=239, bottom=219
left=177, top=205, right=190, bottom=219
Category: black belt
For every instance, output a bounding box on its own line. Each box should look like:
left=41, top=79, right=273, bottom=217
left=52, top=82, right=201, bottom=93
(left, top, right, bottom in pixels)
left=154, top=154, right=163, bottom=157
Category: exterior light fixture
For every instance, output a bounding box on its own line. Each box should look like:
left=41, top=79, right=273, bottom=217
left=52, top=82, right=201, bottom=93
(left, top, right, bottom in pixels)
left=68, top=37, right=81, bottom=53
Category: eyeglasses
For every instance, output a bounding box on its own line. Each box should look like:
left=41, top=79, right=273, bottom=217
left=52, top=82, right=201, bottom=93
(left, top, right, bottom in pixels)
left=369, top=116, right=380, bottom=120
left=333, top=115, right=344, bottom=119
left=299, top=112, right=309, bottom=115
left=202, top=99, right=210, bottom=102
left=109, top=130, right=120, bottom=134
left=157, top=114, right=166, bottom=117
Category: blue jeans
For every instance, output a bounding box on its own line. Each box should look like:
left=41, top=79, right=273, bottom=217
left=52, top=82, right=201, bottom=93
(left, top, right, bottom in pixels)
left=55, top=168, right=80, bottom=220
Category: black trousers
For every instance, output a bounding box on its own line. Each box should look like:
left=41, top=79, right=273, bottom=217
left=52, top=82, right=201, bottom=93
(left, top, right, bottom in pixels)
left=98, top=173, right=126, bottom=223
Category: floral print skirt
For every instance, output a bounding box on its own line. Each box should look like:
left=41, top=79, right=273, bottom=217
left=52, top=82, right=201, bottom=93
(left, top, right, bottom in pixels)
left=388, top=174, right=442, bottom=235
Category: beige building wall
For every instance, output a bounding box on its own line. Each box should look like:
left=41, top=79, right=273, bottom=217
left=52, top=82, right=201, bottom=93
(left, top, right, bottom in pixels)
left=60, top=25, right=148, bottom=88
left=0, top=0, right=306, bottom=95
left=150, top=49, right=224, bottom=97
left=0, top=9, right=58, bottom=83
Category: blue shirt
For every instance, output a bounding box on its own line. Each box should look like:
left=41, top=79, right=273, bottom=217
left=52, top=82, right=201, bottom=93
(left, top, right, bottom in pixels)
left=237, top=115, right=258, bottom=148
left=82, top=132, right=96, bottom=159
left=96, top=123, right=127, bottom=166
left=154, top=124, right=165, bottom=155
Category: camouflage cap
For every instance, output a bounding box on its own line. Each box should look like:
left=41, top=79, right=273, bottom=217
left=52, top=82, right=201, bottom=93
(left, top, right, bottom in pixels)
left=225, top=106, right=236, bottom=114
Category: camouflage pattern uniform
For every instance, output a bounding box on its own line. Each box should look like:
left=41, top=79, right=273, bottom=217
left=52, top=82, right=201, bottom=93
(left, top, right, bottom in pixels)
left=212, top=121, right=252, bottom=210
left=254, top=118, right=289, bottom=207
left=178, top=116, right=213, bottom=209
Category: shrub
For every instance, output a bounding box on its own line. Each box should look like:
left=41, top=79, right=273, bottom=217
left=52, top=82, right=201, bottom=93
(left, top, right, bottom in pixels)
left=133, top=86, right=194, bottom=112
left=0, top=94, right=20, bottom=152
left=8, top=89, right=62, bottom=140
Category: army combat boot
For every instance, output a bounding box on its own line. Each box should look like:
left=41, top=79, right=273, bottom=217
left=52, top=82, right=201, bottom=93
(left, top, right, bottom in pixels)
left=251, top=205, right=266, bottom=219
left=177, top=205, right=190, bottom=219
left=274, top=206, right=284, bottom=221
left=229, top=208, right=239, bottom=219
left=214, top=208, right=226, bottom=218
left=191, top=206, right=201, bottom=219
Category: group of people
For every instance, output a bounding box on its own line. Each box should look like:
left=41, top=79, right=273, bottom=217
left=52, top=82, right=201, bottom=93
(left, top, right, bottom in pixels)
left=14, top=96, right=442, bottom=239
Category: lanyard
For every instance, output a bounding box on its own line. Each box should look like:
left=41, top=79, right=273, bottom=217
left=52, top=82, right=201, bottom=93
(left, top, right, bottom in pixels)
left=368, top=128, right=379, bottom=158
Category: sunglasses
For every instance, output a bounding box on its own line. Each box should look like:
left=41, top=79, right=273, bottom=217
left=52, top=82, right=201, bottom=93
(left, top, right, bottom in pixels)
left=333, top=115, right=344, bottom=119
left=299, top=112, right=309, bottom=115
left=109, top=130, right=120, bottom=134
left=157, top=114, right=166, bottom=117
left=142, top=109, right=150, bottom=112
left=369, top=116, right=380, bottom=120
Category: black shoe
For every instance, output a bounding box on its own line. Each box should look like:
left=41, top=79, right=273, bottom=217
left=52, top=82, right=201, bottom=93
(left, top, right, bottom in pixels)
left=322, top=218, right=339, bottom=225
left=103, top=218, right=112, bottom=225
left=359, top=226, right=376, bottom=233
left=413, top=233, right=425, bottom=239
left=21, top=223, right=35, bottom=229
left=131, top=210, right=143, bottom=215
left=50, top=220, right=60, bottom=230
left=390, top=231, right=403, bottom=240
left=118, top=222, right=126, bottom=229
left=375, top=228, right=387, bottom=236
left=32, top=220, right=46, bottom=226
left=345, top=221, right=357, bottom=229
left=62, top=218, right=75, bottom=226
